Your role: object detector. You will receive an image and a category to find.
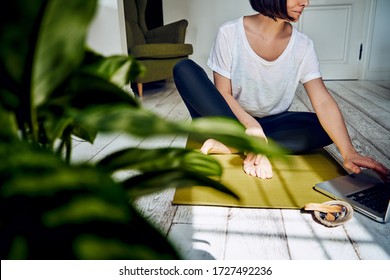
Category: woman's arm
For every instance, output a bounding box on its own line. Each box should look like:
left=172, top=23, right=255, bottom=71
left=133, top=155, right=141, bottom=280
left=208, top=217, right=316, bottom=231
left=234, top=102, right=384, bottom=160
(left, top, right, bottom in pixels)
left=304, top=78, right=389, bottom=176
left=213, top=72, right=264, bottom=133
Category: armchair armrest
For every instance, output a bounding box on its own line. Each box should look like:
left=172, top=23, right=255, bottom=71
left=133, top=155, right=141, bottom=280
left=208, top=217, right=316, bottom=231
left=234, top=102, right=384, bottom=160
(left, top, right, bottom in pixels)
left=144, top=19, right=188, bottom=44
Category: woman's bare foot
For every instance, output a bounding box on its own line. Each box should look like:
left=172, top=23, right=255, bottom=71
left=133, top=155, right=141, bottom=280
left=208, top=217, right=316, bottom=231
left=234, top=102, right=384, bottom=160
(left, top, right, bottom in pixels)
left=200, top=138, right=273, bottom=179
left=243, top=153, right=273, bottom=179
left=200, top=139, right=238, bottom=154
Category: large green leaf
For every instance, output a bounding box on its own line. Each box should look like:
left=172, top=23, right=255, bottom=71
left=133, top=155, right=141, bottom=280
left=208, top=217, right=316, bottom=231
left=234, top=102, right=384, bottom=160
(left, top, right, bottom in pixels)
left=0, top=147, right=124, bottom=204
left=1, top=0, right=100, bottom=143
left=63, top=74, right=139, bottom=109
left=41, top=74, right=139, bottom=121
left=0, top=104, right=19, bottom=141
left=98, top=147, right=223, bottom=176
left=80, top=50, right=146, bottom=88
left=72, top=104, right=287, bottom=156
left=32, top=0, right=98, bottom=107
left=0, top=0, right=288, bottom=261
left=122, top=170, right=238, bottom=199
left=0, top=141, right=180, bottom=260
left=74, top=235, right=176, bottom=260
left=70, top=104, right=184, bottom=136
left=0, top=0, right=44, bottom=85
left=40, top=74, right=139, bottom=148
left=0, top=0, right=48, bottom=141
left=70, top=124, right=98, bottom=144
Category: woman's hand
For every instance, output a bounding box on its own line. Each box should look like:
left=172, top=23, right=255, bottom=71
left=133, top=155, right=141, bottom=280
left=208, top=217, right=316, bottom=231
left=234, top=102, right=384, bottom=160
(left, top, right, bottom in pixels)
left=242, top=127, right=273, bottom=179
left=343, top=150, right=389, bottom=181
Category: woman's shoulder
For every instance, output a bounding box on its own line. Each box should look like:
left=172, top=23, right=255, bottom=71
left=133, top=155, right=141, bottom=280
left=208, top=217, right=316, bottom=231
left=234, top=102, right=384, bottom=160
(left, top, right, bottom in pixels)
left=292, top=26, right=315, bottom=46
left=218, top=16, right=243, bottom=33
left=290, top=26, right=318, bottom=63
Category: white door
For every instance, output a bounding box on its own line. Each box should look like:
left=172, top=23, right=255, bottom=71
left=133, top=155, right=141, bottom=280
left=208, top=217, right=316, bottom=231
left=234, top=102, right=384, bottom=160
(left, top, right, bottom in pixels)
left=297, top=0, right=368, bottom=80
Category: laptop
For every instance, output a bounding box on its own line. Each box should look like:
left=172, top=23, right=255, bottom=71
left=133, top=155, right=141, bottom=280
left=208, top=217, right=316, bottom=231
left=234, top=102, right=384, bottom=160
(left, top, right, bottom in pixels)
left=314, top=168, right=390, bottom=223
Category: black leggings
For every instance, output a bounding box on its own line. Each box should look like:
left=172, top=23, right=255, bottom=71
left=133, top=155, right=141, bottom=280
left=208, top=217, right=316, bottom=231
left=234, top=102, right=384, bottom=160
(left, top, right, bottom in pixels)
left=173, top=59, right=332, bottom=154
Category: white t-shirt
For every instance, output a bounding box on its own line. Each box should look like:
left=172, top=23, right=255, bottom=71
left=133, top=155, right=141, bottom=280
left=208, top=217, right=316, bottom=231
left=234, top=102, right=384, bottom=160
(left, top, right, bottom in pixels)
left=207, top=17, right=321, bottom=118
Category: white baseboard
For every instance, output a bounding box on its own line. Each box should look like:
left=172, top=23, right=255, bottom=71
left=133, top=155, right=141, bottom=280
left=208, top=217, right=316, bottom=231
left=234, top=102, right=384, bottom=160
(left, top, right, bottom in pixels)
left=364, top=69, right=390, bottom=80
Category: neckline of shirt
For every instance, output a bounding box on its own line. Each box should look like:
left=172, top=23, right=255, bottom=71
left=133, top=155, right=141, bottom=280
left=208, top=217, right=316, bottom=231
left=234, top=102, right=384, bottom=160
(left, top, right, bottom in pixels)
left=239, top=16, right=296, bottom=65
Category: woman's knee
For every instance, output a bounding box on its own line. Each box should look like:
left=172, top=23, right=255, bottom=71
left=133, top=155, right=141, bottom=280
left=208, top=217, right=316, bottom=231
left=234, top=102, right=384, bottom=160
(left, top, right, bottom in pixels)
left=173, top=59, right=197, bottom=78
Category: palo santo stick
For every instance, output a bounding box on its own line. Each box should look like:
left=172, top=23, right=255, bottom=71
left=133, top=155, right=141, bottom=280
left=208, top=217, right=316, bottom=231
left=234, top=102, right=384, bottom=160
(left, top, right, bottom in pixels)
left=304, top=203, right=343, bottom=213
left=326, top=212, right=336, bottom=221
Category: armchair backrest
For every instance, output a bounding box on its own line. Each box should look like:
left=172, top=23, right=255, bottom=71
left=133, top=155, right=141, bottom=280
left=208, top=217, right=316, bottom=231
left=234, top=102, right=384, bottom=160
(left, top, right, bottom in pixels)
left=124, top=0, right=149, bottom=47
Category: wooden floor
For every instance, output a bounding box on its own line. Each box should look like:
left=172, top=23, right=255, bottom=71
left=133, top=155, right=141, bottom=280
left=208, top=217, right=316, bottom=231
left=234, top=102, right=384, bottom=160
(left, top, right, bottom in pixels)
left=71, top=80, right=390, bottom=260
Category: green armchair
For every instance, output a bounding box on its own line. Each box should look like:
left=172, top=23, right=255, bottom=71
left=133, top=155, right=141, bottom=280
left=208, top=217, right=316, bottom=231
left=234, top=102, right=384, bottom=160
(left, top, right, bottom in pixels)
left=124, top=0, right=193, bottom=97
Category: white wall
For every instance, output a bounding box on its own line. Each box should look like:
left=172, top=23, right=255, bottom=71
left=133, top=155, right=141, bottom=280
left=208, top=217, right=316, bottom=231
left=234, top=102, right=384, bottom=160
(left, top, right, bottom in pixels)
left=87, top=0, right=127, bottom=56
left=164, top=0, right=390, bottom=80
left=163, top=0, right=255, bottom=72
left=365, top=0, right=390, bottom=80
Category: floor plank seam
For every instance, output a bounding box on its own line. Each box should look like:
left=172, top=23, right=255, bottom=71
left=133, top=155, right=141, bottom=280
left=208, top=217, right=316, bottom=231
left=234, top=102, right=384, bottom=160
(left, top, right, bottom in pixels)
left=280, top=209, right=293, bottom=260
left=342, top=225, right=362, bottom=260
left=222, top=208, right=233, bottom=260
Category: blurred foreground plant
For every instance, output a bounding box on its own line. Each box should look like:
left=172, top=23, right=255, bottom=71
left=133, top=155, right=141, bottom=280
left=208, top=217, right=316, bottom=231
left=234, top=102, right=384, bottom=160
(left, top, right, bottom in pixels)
left=0, top=0, right=285, bottom=259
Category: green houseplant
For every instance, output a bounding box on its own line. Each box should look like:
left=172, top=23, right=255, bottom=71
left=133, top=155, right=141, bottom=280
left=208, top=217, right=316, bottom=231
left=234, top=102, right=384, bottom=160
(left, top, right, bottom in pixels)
left=0, top=0, right=284, bottom=259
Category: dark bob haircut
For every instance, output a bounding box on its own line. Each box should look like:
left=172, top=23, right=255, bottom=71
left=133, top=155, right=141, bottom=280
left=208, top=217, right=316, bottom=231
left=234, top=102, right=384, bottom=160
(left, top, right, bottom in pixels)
left=249, top=0, right=295, bottom=21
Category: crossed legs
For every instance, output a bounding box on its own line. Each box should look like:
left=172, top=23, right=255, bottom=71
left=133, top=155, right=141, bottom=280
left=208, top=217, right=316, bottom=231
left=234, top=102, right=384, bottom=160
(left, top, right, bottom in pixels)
left=173, top=59, right=333, bottom=177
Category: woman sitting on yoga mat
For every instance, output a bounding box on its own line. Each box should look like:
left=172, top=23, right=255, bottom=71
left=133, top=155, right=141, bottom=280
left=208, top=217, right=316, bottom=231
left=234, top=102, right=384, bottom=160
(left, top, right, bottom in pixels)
left=173, top=0, right=389, bottom=179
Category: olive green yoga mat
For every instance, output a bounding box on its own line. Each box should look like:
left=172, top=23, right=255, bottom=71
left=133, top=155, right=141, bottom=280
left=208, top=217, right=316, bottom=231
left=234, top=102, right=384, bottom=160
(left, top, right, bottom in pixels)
left=173, top=142, right=346, bottom=209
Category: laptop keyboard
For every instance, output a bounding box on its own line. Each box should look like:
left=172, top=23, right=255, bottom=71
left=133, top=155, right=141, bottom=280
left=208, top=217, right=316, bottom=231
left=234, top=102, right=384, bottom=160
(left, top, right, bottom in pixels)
left=346, top=182, right=390, bottom=214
